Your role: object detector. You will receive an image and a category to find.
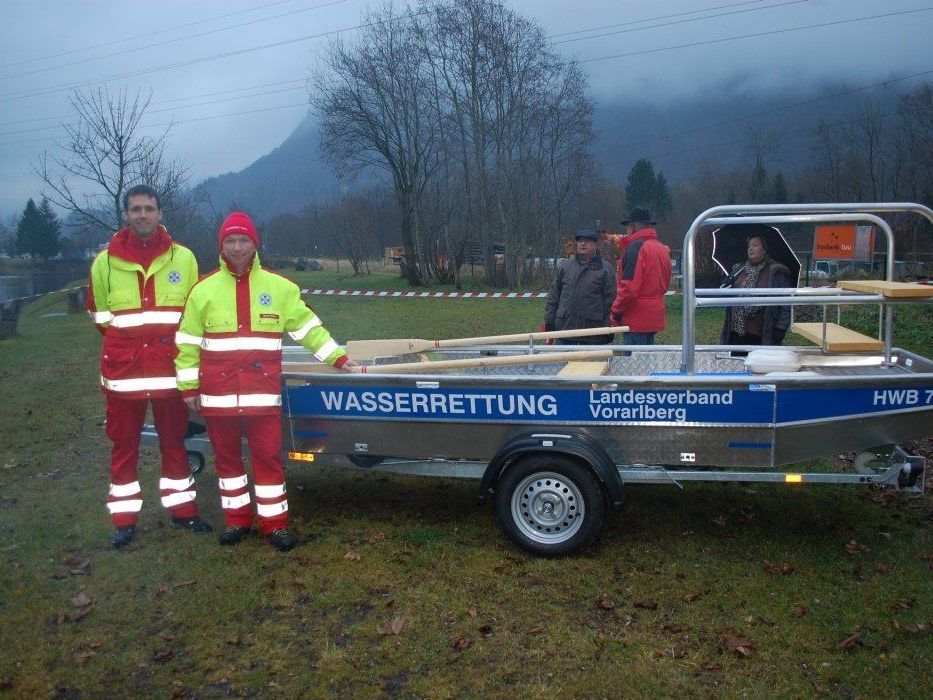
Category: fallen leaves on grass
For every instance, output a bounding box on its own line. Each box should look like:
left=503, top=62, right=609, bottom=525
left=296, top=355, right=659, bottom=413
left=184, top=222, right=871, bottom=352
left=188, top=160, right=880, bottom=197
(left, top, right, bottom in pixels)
left=173, top=580, right=196, bottom=588
left=721, top=633, right=756, bottom=657
left=633, top=599, right=658, bottom=610
left=844, top=540, right=870, bottom=555
left=70, top=591, right=91, bottom=608
left=763, top=562, right=795, bottom=576
left=73, top=651, right=96, bottom=664
left=451, top=635, right=472, bottom=650
left=0, top=677, right=12, bottom=690
left=527, top=624, right=545, bottom=635
left=661, top=622, right=687, bottom=633
left=891, top=598, right=916, bottom=612
left=478, top=624, right=494, bottom=638
left=153, top=650, right=174, bottom=663
left=344, top=550, right=361, bottom=561
left=836, top=633, right=862, bottom=651
left=655, top=648, right=686, bottom=659
left=595, top=596, right=615, bottom=610
left=892, top=619, right=929, bottom=635
left=699, top=662, right=723, bottom=672
left=467, top=604, right=479, bottom=618
left=682, top=590, right=708, bottom=603
left=792, top=606, right=808, bottom=618
left=378, top=616, right=405, bottom=636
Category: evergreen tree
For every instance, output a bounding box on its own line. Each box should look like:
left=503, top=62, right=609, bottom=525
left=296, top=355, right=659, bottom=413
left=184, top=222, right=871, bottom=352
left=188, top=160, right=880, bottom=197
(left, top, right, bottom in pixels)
left=38, top=198, right=62, bottom=258
left=772, top=172, right=788, bottom=203
left=748, top=163, right=770, bottom=203
left=15, top=198, right=61, bottom=260
left=624, top=159, right=656, bottom=209
left=654, top=171, right=673, bottom=218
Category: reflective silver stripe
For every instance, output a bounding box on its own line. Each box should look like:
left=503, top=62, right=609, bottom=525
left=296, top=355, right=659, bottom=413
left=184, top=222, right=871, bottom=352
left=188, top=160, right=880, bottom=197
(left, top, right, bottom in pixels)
left=101, top=376, right=177, bottom=392
left=255, top=483, right=286, bottom=498
left=200, top=393, right=281, bottom=408
left=200, top=394, right=238, bottom=408
left=110, top=310, right=182, bottom=328
left=314, top=339, right=339, bottom=362
left=107, top=499, right=143, bottom=514
left=288, top=316, right=321, bottom=341
left=238, top=393, right=281, bottom=407
left=161, top=491, right=196, bottom=508
left=222, top=493, right=252, bottom=510
left=202, top=337, right=282, bottom=352
left=91, top=310, right=113, bottom=324
left=256, top=500, right=288, bottom=517
left=159, top=476, right=194, bottom=491
left=176, top=367, right=200, bottom=382
left=175, top=332, right=204, bottom=346
left=109, top=481, right=141, bottom=498
left=218, top=475, right=249, bottom=491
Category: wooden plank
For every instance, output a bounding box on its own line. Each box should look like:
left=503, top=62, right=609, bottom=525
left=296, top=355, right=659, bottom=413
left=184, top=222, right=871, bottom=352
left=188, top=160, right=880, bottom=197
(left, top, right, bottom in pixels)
left=789, top=322, right=883, bottom=352
left=837, top=279, right=933, bottom=297
left=283, top=349, right=613, bottom=375
left=557, top=361, right=609, bottom=377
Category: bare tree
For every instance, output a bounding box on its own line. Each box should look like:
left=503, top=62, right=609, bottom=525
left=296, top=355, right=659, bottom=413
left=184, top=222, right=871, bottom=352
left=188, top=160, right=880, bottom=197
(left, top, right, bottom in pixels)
left=313, top=0, right=594, bottom=288
left=37, top=86, right=189, bottom=233
left=312, top=5, right=440, bottom=285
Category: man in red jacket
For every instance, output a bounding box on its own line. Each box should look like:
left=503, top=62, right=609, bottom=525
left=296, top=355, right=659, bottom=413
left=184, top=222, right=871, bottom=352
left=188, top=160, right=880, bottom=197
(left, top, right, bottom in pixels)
left=88, top=185, right=212, bottom=548
left=609, top=208, right=672, bottom=348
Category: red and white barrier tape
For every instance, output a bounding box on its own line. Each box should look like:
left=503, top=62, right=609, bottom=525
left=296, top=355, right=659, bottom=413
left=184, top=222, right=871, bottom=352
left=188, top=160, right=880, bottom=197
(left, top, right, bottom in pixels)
left=300, top=289, right=549, bottom=299
left=3, top=283, right=88, bottom=305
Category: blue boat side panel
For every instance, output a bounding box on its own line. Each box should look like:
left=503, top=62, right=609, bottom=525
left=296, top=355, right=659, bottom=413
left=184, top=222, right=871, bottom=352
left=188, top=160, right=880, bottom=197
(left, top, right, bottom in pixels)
left=286, top=385, right=775, bottom=424
left=777, top=386, right=933, bottom=422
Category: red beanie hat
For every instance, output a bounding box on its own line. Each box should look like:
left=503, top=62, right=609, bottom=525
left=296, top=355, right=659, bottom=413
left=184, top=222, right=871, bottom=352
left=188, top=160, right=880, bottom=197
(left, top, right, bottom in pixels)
left=218, top=212, right=259, bottom=248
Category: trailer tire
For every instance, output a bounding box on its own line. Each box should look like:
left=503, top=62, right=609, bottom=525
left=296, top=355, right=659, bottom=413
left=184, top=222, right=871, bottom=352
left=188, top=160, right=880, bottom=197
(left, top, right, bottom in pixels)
left=187, top=451, right=205, bottom=475
left=348, top=454, right=385, bottom=468
left=495, top=454, right=606, bottom=557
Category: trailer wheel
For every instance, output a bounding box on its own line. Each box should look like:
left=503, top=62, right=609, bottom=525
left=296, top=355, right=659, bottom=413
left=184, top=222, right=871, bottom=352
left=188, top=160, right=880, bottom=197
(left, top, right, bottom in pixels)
left=494, top=455, right=607, bottom=557
left=348, top=454, right=385, bottom=468
left=187, top=451, right=205, bottom=475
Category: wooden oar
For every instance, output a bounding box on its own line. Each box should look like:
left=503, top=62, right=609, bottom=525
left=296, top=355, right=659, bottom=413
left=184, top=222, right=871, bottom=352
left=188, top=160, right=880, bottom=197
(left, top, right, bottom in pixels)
left=283, top=349, right=612, bottom=375
left=346, top=326, right=627, bottom=360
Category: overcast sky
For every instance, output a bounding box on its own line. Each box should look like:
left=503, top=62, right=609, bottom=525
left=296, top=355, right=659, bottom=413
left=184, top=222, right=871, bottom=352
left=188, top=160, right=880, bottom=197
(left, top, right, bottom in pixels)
left=1, top=0, right=931, bottom=219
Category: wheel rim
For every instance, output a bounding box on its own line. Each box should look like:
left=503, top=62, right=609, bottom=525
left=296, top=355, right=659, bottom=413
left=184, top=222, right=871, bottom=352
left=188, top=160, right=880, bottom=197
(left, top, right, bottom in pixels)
left=510, top=470, right=585, bottom=545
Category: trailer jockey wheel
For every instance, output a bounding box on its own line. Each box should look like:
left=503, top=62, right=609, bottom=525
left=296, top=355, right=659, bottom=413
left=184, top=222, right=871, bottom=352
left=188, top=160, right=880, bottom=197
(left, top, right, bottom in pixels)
left=187, top=451, right=206, bottom=475
left=495, top=454, right=607, bottom=557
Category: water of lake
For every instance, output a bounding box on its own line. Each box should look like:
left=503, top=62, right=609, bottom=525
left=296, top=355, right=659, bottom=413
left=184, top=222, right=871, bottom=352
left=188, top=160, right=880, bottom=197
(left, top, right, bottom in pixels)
left=0, top=271, right=84, bottom=303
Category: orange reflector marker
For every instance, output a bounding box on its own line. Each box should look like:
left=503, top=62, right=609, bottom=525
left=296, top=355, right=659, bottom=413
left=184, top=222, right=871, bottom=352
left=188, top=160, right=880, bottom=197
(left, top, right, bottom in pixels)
left=288, top=452, right=315, bottom=463
left=785, top=474, right=802, bottom=483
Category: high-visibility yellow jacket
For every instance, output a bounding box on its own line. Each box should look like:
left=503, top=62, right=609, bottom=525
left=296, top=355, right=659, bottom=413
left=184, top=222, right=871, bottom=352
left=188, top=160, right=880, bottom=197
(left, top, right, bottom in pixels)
left=175, top=255, right=347, bottom=416
left=87, top=226, right=198, bottom=399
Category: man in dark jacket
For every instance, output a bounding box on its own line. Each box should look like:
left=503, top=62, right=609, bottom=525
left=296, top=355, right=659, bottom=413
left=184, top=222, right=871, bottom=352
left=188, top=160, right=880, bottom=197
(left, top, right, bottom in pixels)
left=609, top=208, right=672, bottom=347
left=544, top=230, right=616, bottom=344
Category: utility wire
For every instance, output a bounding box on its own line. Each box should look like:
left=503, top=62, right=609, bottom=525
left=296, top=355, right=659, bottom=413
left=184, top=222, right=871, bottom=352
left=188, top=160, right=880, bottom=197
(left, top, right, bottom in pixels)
left=0, top=0, right=306, bottom=70
left=0, top=9, right=427, bottom=104
left=552, top=0, right=808, bottom=46
left=0, top=0, right=350, bottom=82
left=549, top=0, right=769, bottom=39
left=579, top=7, right=933, bottom=63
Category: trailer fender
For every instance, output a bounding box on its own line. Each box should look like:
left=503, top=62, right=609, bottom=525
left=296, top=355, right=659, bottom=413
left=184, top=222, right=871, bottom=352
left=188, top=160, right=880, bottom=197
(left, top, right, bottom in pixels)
left=477, top=432, right=624, bottom=510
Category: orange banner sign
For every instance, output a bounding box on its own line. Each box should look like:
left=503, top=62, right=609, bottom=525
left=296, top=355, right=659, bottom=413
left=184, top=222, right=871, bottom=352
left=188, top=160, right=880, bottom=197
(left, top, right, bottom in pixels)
left=814, top=225, right=857, bottom=260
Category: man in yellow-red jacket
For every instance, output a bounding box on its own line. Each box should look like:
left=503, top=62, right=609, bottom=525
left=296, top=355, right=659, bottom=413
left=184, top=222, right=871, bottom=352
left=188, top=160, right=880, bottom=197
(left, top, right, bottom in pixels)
left=175, top=212, right=359, bottom=551
left=88, top=185, right=212, bottom=548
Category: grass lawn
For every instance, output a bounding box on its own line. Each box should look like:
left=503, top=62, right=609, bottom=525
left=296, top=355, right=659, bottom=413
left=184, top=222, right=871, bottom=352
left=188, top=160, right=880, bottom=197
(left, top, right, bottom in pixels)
left=0, top=282, right=930, bottom=697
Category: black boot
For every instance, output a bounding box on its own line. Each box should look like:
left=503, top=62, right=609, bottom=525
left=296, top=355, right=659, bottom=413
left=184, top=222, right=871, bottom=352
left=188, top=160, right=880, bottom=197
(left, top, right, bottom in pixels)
left=171, top=516, right=213, bottom=533
left=219, top=525, right=250, bottom=546
left=111, top=525, right=136, bottom=548
left=266, top=529, right=297, bottom=552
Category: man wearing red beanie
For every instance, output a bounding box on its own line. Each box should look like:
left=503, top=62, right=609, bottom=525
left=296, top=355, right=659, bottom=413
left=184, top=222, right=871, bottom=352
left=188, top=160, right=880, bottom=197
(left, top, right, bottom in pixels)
left=175, top=212, right=360, bottom=551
